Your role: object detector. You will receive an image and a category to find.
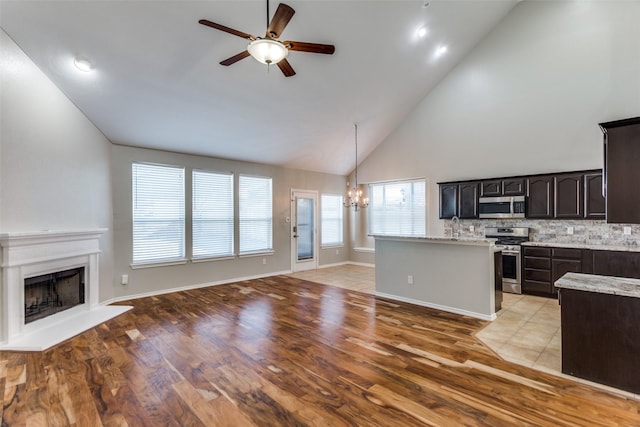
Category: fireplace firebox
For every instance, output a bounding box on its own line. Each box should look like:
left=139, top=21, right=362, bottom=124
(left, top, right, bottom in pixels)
left=24, top=267, right=85, bottom=324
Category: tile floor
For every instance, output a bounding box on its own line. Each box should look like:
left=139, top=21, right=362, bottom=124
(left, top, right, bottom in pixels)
left=287, top=264, right=375, bottom=294
left=475, top=293, right=561, bottom=373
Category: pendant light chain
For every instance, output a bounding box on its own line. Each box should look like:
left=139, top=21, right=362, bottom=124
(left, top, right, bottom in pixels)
left=345, top=123, right=369, bottom=210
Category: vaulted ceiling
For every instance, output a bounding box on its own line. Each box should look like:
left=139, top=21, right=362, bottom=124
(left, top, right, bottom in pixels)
left=0, top=0, right=518, bottom=175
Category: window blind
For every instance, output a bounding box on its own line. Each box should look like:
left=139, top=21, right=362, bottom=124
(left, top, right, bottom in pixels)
left=239, top=175, right=273, bottom=254
left=192, top=170, right=234, bottom=259
left=132, top=162, right=185, bottom=264
left=321, top=194, right=344, bottom=246
left=368, top=180, right=426, bottom=237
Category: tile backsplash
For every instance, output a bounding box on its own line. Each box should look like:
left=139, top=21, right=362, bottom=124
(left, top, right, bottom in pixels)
left=445, top=219, right=640, bottom=248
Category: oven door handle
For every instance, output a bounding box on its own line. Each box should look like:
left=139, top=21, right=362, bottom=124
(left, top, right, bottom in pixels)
left=501, top=250, right=520, bottom=255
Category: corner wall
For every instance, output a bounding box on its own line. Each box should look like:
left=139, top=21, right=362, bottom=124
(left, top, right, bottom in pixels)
left=355, top=1, right=640, bottom=243
left=0, top=30, right=115, bottom=301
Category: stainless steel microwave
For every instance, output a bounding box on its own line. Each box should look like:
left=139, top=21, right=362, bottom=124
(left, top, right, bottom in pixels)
left=478, top=196, right=526, bottom=219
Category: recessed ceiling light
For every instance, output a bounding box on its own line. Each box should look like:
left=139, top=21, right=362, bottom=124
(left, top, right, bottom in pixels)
left=434, top=45, right=448, bottom=57
left=417, top=26, right=428, bottom=38
left=74, top=57, right=93, bottom=72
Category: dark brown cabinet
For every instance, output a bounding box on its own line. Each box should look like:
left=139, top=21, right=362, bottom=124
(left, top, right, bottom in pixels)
left=439, top=184, right=458, bottom=219
left=494, top=251, right=503, bottom=312
left=480, top=178, right=525, bottom=197
left=458, top=182, right=479, bottom=219
left=523, top=246, right=589, bottom=297
left=560, top=288, right=640, bottom=394
left=527, top=176, right=554, bottom=218
left=523, top=246, right=552, bottom=296
left=440, top=170, right=601, bottom=220
left=502, top=178, right=526, bottom=196
left=584, top=172, right=605, bottom=219
left=480, top=180, right=502, bottom=197
left=592, top=250, right=640, bottom=279
left=554, top=173, right=583, bottom=219
left=601, top=117, right=640, bottom=224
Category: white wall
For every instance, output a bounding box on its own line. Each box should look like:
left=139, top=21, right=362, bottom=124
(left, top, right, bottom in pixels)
left=0, top=30, right=115, bottom=301
left=111, top=145, right=348, bottom=300
left=356, top=1, right=640, bottom=241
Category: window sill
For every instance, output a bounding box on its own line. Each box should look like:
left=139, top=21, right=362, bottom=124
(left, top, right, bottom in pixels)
left=130, top=259, right=188, bottom=269
left=191, top=255, right=236, bottom=263
left=239, top=251, right=275, bottom=258
left=353, top=247, right=375, bottom=253
left=321, top=244, right=344, bottom=249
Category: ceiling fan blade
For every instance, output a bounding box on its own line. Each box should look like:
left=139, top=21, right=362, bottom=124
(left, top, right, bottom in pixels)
left=266, top=3, right=295, bottom=38
left=220, top=51, right=251, bottom=66
left=277, top=58, right=296, bottom=77
left=199, top=19, right=254, bottom=40
left=283, top=41, right=335, bottom=55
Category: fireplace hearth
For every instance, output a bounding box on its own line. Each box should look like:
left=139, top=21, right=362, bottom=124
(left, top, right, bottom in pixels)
left=0, top=229, right=132, bottom=351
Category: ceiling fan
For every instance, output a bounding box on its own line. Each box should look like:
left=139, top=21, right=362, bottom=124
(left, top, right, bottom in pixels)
left=199, top=1, right=335, bottom=77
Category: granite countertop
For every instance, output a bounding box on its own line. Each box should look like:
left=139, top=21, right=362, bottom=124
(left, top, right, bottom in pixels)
left=371, top=235, right=497, bottom=248
left=555, top=272, right=640, bottom=298
left=522, top=241, right=640, bottom=252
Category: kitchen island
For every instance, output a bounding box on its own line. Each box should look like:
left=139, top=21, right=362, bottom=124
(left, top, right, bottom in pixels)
left=555, top=272, right=640, bottom=394
left=373, top=235, right=501, bottom=320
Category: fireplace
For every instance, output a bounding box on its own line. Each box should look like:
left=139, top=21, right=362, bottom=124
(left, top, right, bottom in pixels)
left=0, top=229, right=132, bottom=351
left=25, top=267, right=85, bottom=324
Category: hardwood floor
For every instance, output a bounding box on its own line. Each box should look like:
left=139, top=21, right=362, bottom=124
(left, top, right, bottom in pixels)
left=2, top=275, right=639, bottom=426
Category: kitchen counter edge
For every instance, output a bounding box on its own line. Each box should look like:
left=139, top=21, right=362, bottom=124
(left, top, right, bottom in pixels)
left=555, top=272, right=640, bottom=298
left=371, top=235, right=498, bottom=248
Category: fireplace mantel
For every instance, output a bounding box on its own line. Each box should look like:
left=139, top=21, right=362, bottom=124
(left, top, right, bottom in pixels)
left=0, top=229, right=131, bottom=351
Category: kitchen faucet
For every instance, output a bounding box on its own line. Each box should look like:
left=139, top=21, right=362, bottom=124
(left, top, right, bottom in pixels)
left=451, top=215, right=460, bottom=239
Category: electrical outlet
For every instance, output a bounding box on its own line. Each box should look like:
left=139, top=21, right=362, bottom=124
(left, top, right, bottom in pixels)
left=624, top=226, right=632, bottom=235
left=262, top=258, right=267, bottom=265
left=469, top=225, right=475, bottom=232
left=121, top=274, right=128, bottom=285
left=336, top=249, right=339, bottom=255
left=407, top=275, right=414, bottom=285
left=567, top=227, right=574, bottom=235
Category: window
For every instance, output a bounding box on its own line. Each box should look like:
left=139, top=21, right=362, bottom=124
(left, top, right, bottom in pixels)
left=132, top=162, right=185, bottom=265
left=192, top=170, right=234, bottom=259
left=368, top=179, right=426, bottom=237
left=239, top=175, right=273, bottom=254
left=321, top=194, right=344, bottom=247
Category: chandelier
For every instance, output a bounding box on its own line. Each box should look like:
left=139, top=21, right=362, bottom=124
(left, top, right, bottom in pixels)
left=344, top=124, right=369, bottom=211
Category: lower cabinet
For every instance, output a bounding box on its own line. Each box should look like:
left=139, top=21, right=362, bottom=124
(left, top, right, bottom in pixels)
left=523, top=246, right=585, bottom=297
left=523, top=245, right=640, bottom=297
left=592, top=250, right=640, bottom=279
left=523, top=247, right=552, bottom=296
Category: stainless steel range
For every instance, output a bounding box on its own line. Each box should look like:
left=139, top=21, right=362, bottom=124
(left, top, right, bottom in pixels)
left=485, top=227, right=530, bottom=294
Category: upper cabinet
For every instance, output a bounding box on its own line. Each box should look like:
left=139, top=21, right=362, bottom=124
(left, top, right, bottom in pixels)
left=439, top=184, right=458, bottom=219
left=480, top=178, right=525, bottom=197
left=554, top=173, right=583, bottom=219
left=601, top=117, right=640, bottom=224
left=438, top=182, right=479, bottom=219
left=526, top=176, right=554, bottom=218
left=584, top=172, right=605, bottom=219
left=458, top=182, right=479, bottom=219
left=440, top=170, right=603, bottom=221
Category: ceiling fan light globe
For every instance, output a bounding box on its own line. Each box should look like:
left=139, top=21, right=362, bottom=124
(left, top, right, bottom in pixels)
left=247, top=39, right=288, bottom=65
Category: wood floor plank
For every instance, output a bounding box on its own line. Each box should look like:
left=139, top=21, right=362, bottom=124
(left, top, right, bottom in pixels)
left=1, top=276, right=640, bottom=426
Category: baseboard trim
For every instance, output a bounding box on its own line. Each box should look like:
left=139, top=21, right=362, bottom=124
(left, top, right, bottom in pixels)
left=316, top=261, right=375, bottom=269
left=104, top=270, right=292, bottom=305
left=374, top=291, right=496, bottom=321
